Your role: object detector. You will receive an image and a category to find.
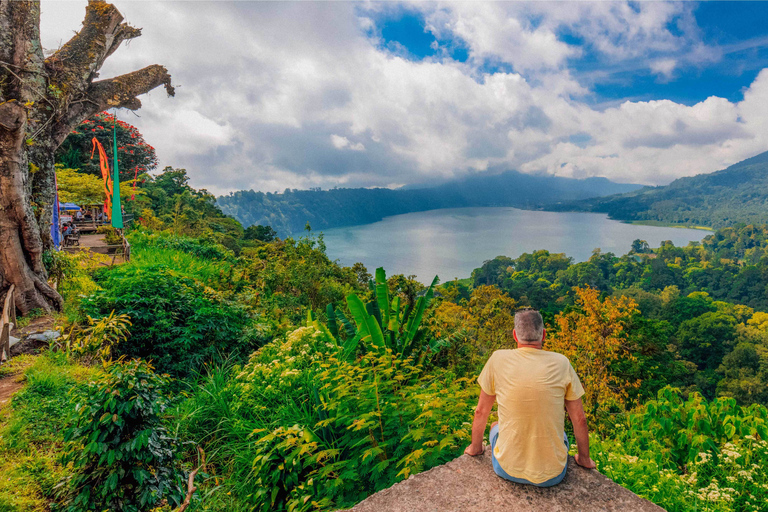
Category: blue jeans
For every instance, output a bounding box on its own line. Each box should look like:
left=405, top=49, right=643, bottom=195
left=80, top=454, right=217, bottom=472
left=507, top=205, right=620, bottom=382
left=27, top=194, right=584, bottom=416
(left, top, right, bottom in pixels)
left=489, top=424, right=569, bottom=487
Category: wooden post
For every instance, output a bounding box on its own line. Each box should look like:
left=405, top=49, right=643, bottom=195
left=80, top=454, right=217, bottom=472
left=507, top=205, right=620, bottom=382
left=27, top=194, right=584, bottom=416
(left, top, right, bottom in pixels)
left=1, top=284, right=16, bottom=363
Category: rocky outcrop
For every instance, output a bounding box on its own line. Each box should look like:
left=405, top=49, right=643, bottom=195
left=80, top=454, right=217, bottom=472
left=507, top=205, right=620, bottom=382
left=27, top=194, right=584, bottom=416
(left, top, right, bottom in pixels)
left=346, top=449, right=664, bottom=512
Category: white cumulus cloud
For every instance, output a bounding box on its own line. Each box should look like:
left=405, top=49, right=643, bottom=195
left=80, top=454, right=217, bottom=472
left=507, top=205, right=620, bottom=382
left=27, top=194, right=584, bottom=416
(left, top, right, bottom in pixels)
left=38, top=1, right=768, bottom=195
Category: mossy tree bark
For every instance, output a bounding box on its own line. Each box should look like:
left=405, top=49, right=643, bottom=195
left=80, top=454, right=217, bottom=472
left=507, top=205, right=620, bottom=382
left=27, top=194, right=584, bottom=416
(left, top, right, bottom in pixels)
left=0, top=0, right=174, bottom=314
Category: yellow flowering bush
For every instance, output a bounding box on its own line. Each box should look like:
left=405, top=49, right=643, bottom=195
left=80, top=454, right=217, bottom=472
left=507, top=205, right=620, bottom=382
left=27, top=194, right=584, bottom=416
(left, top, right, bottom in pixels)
left=224, top=326, right=476, bottom=510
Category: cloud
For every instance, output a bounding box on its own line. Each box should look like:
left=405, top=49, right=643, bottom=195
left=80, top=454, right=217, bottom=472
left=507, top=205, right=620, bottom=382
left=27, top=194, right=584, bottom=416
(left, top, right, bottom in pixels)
left=331, top=135, right=366, bottom=151
left=38, top=1, right=768, bottom=195
left=650, top=59, right=677, bottom=79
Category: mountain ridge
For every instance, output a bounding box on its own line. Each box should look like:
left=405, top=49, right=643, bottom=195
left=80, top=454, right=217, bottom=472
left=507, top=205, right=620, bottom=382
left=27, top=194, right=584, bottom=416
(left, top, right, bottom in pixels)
left=217, top=169, right=642, bottom=236
left=546, top=150, right=768, bottom=228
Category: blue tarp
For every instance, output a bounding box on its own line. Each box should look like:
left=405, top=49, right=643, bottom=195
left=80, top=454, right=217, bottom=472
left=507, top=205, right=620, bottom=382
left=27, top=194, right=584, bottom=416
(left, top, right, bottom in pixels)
left=59, top=202, right=81, bottom=211
left=52, top=179, right=61, bottom=250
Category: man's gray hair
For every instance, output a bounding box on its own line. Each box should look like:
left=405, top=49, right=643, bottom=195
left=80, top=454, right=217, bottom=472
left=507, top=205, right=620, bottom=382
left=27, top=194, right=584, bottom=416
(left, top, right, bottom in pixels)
left=514, top=309, right=544, bottom=342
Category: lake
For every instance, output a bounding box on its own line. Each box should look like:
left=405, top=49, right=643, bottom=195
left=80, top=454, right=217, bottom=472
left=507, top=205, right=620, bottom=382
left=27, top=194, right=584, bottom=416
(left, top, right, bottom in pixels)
left=320, top=207, right=708, bottom=283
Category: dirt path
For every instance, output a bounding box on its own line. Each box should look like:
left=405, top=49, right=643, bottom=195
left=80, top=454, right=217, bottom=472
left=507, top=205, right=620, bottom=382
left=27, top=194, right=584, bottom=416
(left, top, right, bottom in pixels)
left=0, top=375, right=23, bottom=406
left=0, top=316, right=54, bottom=406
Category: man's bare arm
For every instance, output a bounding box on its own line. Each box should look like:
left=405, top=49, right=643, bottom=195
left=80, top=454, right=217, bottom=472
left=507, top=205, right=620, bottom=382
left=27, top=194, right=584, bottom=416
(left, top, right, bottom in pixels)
left=565, top=398, right=596, bottom=469
left=465, top=390, right=495, bottom=456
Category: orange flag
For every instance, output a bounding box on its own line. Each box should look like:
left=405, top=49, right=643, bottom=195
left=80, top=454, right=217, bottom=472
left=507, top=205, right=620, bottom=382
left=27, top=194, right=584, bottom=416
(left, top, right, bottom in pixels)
left=91, top=137, right=112, bottom=220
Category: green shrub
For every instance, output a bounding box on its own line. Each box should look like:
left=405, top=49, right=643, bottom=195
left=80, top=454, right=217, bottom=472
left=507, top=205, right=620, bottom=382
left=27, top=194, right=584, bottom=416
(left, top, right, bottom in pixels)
left=589, top=387, right=768, bottom=512
left=96, top=225, right=123, bottom=246
left=0, top=354, right=97, bottom=511
left=315, top=267, right=445, bottom=362
left=83, top=265, right=251, bottom=379
left=242, top=236, right=361, bottom=325
left=55, top=312, right=131, bottom=364
left=248, top=425, right=332, bottom=512
left=43, top=250, right=105, bottom=306
left=56, top=359, right=187, bottom=512
left=182, top=326, right=475, bottom=511
left=129, top=231, right=231, bottom=261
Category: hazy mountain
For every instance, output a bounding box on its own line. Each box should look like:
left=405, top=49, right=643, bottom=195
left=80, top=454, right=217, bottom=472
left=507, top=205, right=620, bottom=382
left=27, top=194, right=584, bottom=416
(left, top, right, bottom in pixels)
left=548, top=151, right=768, bottom=229
left=217, top=170, right=641, bottom=236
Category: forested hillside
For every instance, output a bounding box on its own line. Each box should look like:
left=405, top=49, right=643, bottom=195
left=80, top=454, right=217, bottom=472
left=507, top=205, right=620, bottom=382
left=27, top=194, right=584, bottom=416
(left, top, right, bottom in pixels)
left=217, top=171, right=641, bottom=236
left=553, top=150, right=768, bottom=227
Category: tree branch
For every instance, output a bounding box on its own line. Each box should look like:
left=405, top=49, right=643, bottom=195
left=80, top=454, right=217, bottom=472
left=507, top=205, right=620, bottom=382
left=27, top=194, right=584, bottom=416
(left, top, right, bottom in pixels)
left=52, top=64, right=174, bottom=145
left=175, top=447, right=205, bottom=512
left=44, top=0, right=140, bottom=91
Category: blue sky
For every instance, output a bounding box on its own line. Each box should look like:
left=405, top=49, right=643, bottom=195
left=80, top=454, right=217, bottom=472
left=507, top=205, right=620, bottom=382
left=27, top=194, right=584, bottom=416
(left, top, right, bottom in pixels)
left=373, top=2, right=768, bottom=106
left=41, top=1, right=768, bottom=193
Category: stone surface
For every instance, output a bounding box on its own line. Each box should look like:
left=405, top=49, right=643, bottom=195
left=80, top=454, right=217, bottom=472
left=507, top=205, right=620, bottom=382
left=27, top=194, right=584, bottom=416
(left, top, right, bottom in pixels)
left=27, top=330, right=60, bottom=342
left=346, top=449, right=664, bottom=512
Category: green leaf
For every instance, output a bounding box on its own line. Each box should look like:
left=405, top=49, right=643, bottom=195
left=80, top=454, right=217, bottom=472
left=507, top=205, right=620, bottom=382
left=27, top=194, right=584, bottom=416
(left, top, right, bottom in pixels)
left=346, top=293, right=371, bottom=339
left=388, top=296, right=400, bottom=333
left=375, top=267, right=390, bottom=333
left=336, top=309, right=357, bottom=338
left=365, top=314, right=386, bottom=350
left=326, top=304, right=339, bottom=339
left=342, top=334, right=361, bottom=361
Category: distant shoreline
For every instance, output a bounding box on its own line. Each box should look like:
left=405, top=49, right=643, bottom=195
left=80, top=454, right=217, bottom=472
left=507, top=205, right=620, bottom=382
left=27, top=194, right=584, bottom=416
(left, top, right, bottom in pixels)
left=624, top=220, right=714, bottom=231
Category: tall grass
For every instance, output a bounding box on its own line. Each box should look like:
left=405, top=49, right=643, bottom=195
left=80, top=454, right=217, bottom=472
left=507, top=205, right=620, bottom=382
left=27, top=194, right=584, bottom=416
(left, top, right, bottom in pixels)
left=173, top=362, right=265, bottom=510
left=131, top=246, right=237, bottom=287
left=0, top=353, right=100, bottom=511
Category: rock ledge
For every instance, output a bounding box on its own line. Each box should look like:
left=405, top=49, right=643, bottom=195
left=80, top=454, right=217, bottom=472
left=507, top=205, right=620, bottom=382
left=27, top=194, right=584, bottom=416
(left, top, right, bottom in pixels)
left=346, top=449, right=664, bottom=512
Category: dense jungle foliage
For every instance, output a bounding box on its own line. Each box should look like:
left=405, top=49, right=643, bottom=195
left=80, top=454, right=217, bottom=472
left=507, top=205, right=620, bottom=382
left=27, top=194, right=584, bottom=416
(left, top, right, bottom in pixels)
left=556, top=150, right=768, bottom=228
left=217, top=171, right=640, bottom=237
left=2, top=117, right=768, bottom=511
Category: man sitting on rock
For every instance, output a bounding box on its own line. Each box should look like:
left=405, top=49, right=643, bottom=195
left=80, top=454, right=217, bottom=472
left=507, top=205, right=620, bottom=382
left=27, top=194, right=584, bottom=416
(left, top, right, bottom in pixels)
left=464, top=308, right=596, bottom=487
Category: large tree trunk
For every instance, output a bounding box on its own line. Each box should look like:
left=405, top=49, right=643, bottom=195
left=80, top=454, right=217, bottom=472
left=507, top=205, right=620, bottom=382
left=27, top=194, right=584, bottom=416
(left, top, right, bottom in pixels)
left=0, top=0, right=173, bottom=315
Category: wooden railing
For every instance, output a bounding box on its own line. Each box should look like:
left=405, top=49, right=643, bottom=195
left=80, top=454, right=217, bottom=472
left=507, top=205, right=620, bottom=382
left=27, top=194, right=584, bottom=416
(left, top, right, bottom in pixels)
left=60, top=230, right=131, bottom=265
left=1, top=284, right=16, bottom=364
left=120, top=229, right=131, bottom=263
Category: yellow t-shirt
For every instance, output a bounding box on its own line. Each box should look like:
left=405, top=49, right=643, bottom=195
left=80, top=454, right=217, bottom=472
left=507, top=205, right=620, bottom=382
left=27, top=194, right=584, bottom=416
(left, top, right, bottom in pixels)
left=478, top=348, right=585, bottom=483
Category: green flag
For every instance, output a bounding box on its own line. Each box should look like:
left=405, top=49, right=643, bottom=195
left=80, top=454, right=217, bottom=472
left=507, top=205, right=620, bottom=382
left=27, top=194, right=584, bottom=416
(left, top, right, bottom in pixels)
left=111, top=111, right=123, bottom=229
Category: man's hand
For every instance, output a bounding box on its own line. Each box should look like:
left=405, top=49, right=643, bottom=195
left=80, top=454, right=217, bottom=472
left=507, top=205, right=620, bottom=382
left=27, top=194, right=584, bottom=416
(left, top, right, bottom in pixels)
left=464, top=443, right=484, bottom=456
left=467, top=390, right=495, bottom=458
left=574, top=453, right=596, bottom=469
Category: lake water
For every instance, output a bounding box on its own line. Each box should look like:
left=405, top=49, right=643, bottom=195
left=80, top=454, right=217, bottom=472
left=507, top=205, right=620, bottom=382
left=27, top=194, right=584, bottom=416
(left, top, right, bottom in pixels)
left=320, top=207, right=708, bottom=283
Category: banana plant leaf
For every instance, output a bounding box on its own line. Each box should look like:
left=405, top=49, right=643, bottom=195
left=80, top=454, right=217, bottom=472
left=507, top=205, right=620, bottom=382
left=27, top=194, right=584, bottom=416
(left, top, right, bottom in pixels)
left=313, top=318, right=338, bottom=347
left=367, top=300, right=383, bottom=328
left=365, top=314, right=386, bottom=350
left=342, top=333, right=361, bottom=361
left=403, top=275, right=439, bottom=349
left=326, top=304, right=338, bottom=339
left=375, top=267, right=390, bottom=330
left=388, top=295, right=400, bottom=333
left=335, top=309, right=357, bottom=338
left=346, top=293, right=371, bottom=339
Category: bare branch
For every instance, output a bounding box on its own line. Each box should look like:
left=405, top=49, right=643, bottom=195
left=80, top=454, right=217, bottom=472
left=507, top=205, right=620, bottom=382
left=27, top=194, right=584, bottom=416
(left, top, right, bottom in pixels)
left=44, top=0, right=141, bottom=94
left=175, top=447, right=205, bottom=512
left=52, top=64, right=174, bottom=145
left=90, top=64, right=175, bottom=108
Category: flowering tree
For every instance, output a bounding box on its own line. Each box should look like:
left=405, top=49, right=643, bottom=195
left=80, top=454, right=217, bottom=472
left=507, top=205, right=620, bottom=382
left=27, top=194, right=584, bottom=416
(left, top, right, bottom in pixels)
left=56, top=111, right=158, bottom=182
left=547, top=287, right=639, bottom=421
